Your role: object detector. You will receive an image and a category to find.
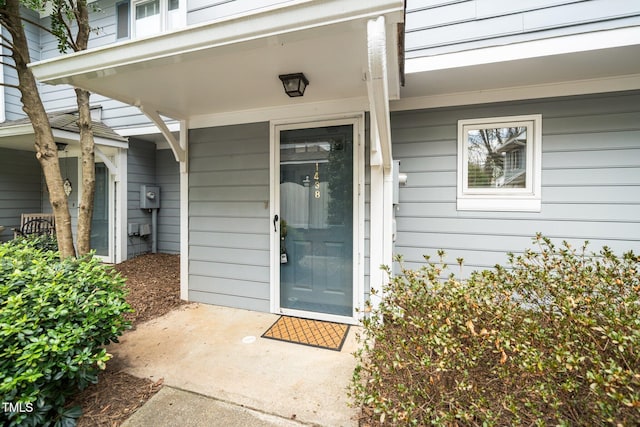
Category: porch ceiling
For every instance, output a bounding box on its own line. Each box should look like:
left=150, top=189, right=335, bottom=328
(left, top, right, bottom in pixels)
left=30, top=0, right=405, bottom=121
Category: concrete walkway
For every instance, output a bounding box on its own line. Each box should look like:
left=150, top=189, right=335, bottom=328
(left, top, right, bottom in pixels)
left=113, top=304, right=361, bottom=426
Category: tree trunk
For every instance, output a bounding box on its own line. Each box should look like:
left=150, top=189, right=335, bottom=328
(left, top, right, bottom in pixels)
left=4, top=0, right=75, bottom=258
left=75, top=88, right=95, bottom=256
left=74, top=0, right=96, bottom=256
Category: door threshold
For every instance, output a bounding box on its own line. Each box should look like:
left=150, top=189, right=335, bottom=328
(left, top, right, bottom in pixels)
left=277, top=307, right=358, bottom=326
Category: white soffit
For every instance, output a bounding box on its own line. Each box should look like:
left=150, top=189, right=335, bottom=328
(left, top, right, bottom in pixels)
left=30, top=0, right=404, bottom=120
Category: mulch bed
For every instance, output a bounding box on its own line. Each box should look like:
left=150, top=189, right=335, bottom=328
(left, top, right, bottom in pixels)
left=67, top=253, right=186, bottom=426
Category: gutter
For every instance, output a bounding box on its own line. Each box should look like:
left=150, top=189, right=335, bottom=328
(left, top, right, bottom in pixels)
left=367, top=16, right=393, bottom=170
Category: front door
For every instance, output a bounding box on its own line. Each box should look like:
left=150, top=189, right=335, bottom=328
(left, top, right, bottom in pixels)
left=91, top=162, right=111, bottom=260
left=274, top=122, right=357, bottom=320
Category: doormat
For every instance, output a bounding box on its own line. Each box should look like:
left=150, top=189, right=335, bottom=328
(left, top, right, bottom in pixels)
left=261, top=316, right=350, bottom=352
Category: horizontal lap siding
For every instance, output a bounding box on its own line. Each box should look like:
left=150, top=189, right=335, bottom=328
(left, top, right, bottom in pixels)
left=37, top=0, right=155, bottom=130
left=156, top=149, right=180, bottom=253
left=188, top=122, right=270, bottom=312
left=188, top=0, right=293, bottom=26
left=0, top=149, right=41, bottom=241
left=4, top=9, right=40, bottom=121
left=391, top=91, right=640, bottom=276
left=127, top=139, right=156, bottom=257
left=405, top=0, right=640, bottom=58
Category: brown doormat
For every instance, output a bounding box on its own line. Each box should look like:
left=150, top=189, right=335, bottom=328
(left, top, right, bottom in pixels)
left=261, top=316, right=350, bottom=351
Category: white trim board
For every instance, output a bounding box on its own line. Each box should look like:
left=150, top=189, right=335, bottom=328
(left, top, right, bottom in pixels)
left=391, top=73, right=640, bottom=112
left=405, top=27, right=640, bottom=75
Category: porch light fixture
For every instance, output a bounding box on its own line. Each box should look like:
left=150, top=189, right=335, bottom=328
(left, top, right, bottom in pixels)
left=278, top=73, right=309, bottom=97
left=56, top=142, right=68, bottom=151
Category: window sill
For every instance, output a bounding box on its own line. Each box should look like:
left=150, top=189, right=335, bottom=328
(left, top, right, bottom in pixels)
left=457, top=196, right=541, bottom=212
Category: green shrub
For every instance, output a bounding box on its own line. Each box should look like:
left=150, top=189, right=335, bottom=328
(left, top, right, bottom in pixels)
left=351, top=235, right=640, bottom=426
left=11, top=234, right=59, bottom=253
left=0, top=239, right=132, bottom=426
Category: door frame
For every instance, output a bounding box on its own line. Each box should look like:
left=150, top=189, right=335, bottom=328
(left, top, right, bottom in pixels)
left=269, top=114, right=365, bottom=325
left=76, top=153, right=117, bottom=264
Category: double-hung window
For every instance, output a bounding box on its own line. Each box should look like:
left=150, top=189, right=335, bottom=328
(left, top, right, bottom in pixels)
left=134, top=0, right=185, bottom=37
left=457, top=114, right=542, bottom=211
left=117, top=0, right=185, bottom=40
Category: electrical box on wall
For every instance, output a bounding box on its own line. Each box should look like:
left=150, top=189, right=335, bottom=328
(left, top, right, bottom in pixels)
left=140, top=185, right=160, bottom=209
left=139, top=223, right=151, bottom=236
left=128, top=223, right=139, bottom=236
left=393, top=160, right=408, bottom=205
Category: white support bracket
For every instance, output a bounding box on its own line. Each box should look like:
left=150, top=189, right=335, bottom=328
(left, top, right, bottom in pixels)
left=139, top=105, right=186, bottom=163
left=95, top=146, right=119, bottom=179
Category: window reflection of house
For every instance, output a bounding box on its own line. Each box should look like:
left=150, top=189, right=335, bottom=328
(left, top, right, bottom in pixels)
left=496, top=130, right=527, bottom=188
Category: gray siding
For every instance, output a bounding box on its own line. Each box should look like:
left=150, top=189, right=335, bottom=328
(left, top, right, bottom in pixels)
left=405, top=0, right=640, bottom=58
left=0, top=148, right=42, bottom=241
left=127, top=138, right=156, bottom=257
left=188, top=0, right=293, bottom=26
left=156, top=149, right=180, bottom=253
left=391, top=90, right=640, bottom=276
left=3, top=8, right=41, bottom=121
left=188, top=122, right=270, bottom=312
left=37, top=0, right=156, bottom=131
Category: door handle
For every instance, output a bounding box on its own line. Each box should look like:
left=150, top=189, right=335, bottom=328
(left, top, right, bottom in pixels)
left=273, top=214, right=278, bottom=232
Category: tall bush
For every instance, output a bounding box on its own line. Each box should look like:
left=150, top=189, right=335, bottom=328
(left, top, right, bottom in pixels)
left=0, top=238, right=132, bottom=426
left=351, top=235, right=640, bottom=425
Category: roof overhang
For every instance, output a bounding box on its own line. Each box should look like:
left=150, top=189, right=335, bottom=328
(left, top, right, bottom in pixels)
left=30, top=0, right=405, bottom=122
left=395, top=26, right=640, bottom=109
left=0, top=121, right=128, bottom=153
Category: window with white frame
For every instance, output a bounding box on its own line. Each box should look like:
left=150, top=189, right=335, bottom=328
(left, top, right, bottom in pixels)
left=116, top=1, right=130, bottom=39
left=457, top=114, right=542, bottom=211
left=130, top=0, right=185, bottom=38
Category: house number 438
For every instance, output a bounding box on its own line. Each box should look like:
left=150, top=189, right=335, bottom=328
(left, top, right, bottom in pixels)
left=314, top=163, right=321, bottom=199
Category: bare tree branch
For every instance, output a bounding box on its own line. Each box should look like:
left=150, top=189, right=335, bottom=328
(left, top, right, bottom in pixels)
left=0, top=21, right=29, bottom=64
left=0, top=57, right=19, bottom=71
left=0, top=81, right=22, bottom=90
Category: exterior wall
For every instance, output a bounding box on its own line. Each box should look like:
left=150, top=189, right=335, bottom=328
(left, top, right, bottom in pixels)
left=156, top=149, right=180, bottom=253
left=127, top=138, right=156, bottom=257
left=188, top=0, right=293, bottom=25
left=38, top=0, right=155, bottom=131
left=3, top=8, right=42, bottom=121
left=188, top=122, right=271, bottom=312
left=391, top=90, right=640, bottom=276
left=405, top=0, right=640, bottom=59
left=0, top=148, right=42, bottom=241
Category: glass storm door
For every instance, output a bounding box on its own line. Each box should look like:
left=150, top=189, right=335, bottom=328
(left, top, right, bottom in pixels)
left=278, top=125, right=354, bottom=317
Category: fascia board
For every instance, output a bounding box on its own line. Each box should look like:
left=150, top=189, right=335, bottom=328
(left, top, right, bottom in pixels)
left=52, top=129, right=129, bottom=148
left=0, top=123, right=35, bottom=137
